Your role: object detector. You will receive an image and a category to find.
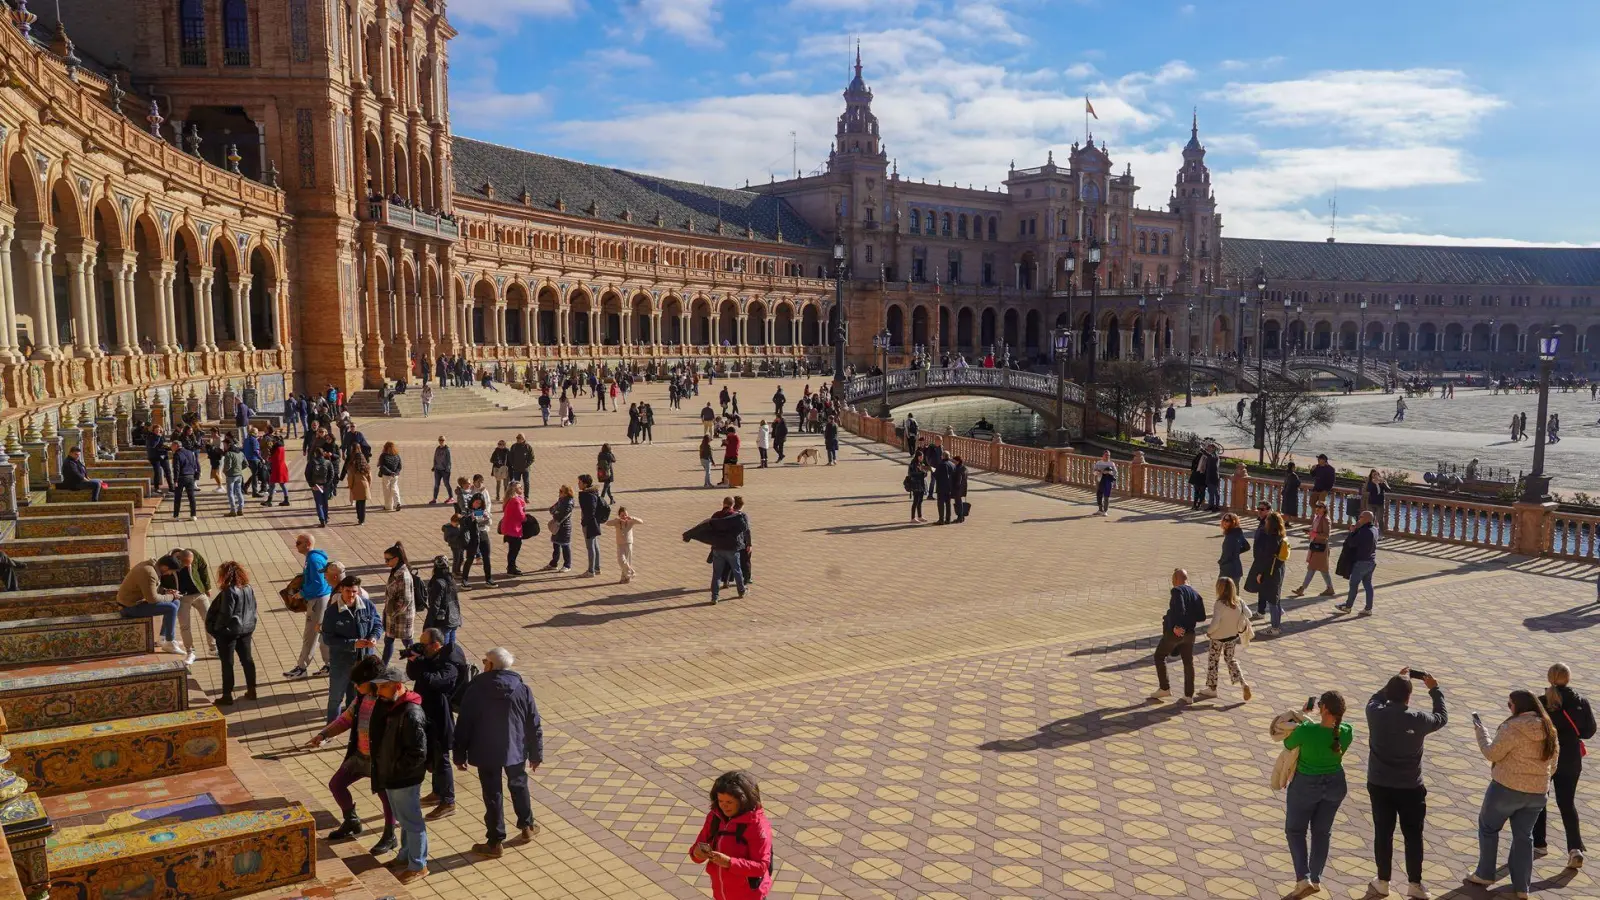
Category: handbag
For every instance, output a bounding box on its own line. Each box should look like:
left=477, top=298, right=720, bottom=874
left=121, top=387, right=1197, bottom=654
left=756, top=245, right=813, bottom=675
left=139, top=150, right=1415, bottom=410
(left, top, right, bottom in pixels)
left=492, top=465, right=509, bottom=480
left=1308, top=541, right=1327, bottom=553
left=1561, top=708, right=1589, bottom=757
left=280, top=574, right=307, bottom=613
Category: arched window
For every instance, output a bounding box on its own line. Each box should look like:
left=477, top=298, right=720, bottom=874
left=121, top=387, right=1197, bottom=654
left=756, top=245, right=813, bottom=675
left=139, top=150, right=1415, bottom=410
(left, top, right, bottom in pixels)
left=988, top=216, right=997, bottom=240
left=1162, top=234, right=1170, bottom=255
left=223, top=0, right=250, bottom=65
left=909, top=209, right=920, bottom=235
left=957, top=214, right=968, bottom=238
left=941, top=213, right=952, bottom=237
left=179, top=0, right=207, bottom=66
left=1138, top=233, right=1146, bottom=253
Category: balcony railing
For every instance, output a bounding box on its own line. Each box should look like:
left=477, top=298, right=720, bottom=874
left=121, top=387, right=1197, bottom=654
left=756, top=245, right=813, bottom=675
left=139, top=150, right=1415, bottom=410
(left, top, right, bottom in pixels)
left=370, top=200, right=460, bottom=241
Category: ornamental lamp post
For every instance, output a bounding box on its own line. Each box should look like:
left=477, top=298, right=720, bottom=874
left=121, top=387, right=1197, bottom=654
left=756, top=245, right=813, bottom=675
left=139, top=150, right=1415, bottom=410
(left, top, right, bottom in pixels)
left=1522, top=337, right=1558, bottom=503
left=1255, top=266, right=1268, bottom=384
left=1085, top=238, right=1102, bottom=385
left=1054, top=326, right=1072, bottom=445
left=1185, top=300, right=1195, bottom=406
left=1281, top=294, right=1292, bottom=369
left=1356, top=296, right=1369, bottom=389
left=1064, top=247, right=1077, bottom=367
left=1392, top=300, right=1402, bottom=373
left=1236, top=289, right=1248, bottom=381
left=874, top=330, right=892, bottom=416
left=830, top=238, right=847, bottom=401
left=1136, top=292, right=1146, bottom=359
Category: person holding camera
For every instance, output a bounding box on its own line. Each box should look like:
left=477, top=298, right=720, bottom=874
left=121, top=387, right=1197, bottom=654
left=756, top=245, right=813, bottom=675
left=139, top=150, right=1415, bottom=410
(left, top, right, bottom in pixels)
left=689, top=770, right=773, bottom=900
left=1467, top=690, right=1561, bottom=896
left=405, top=628, right=468, bottom=822
left=1365, top=668, right=1447, bottom=899
left=1283, top=691, right=1353, bottom=896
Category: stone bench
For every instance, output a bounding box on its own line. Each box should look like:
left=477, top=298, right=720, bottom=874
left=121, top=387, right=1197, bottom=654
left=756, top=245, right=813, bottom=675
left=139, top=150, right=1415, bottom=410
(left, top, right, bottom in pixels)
left=15, top=553, right=130, bottom=592
left=46, top=485, right=146, bottom=506
left=0, top=659, right=189, bottom=731
left=47, top=803, right=315, bottom=899
left=0, top=613, right=151, bottom=666
left=0, top=585, right=121, bottom=622
left=13, top=514, right=130, bottom=539
left=19, top=500, right=134, bottom=527
left=8, top=707, right=225, bottom=796
left=1, top=534, right=130, bottom=559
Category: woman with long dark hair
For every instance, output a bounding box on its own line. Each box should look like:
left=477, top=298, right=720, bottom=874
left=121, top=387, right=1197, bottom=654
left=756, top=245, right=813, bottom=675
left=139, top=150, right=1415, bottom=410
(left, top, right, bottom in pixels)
left=1283, top=690, right=1352, bottom=895
left=1468, top=690, right=1561, bottom=895
left=689, top=770, right=773, bottom=899
left=380, top=542, right=415, bottom=663
left=1246, top=512, right=1288, bottom=636
left=205, top=560, right=258, bottom=705
left=597, top=443, right=617, bottom=502
left=543, top=485, right=575, bottom=572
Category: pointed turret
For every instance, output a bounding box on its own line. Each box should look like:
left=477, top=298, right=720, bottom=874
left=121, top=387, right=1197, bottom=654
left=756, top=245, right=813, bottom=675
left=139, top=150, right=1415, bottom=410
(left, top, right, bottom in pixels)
left=828, top=41, right=886, bottom=171
left=1184, top=107, right=1202, bottom=153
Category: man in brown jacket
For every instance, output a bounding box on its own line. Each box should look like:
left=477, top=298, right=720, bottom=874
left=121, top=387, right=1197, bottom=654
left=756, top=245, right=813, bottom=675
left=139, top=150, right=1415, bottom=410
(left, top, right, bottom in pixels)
left=117, top=555, right=186, bottom=655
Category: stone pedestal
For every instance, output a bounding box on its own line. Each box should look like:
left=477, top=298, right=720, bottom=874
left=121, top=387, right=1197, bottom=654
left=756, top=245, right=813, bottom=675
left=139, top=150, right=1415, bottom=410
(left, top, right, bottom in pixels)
left=1, top=708, right=54, bottom=900
left=131, top=391, right=149, bottom=428
left=185, top=386, right=201, bottom=419
left=0, top=455, right=16, bottom=521
left=206, top=384, right=222, bottom=422
left=78, top=404, right=97, bottom=460
left=8, top=429, right=30, bottom=509
left=20, top=420, right=45, bottom=499
left=149, top=393, right=167, bottom=432
left=40, top=415, right=61, bottom=484
left=97, top=404, right=118, bottom=454
left=222, top=384, right=237, bottom=421
left=115, top=396, right=133, bottom=448
left=1511, top=501, right=1556, bottom=557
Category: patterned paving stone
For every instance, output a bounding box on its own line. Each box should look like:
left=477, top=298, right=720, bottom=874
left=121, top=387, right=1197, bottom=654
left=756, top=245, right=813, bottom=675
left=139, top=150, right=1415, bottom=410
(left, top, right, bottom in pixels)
left=156, top=378, right=1600, bottom=899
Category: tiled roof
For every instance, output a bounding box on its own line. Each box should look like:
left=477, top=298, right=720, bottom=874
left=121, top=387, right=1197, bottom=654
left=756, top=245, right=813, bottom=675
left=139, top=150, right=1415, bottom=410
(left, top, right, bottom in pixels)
left=1222, top=237, right=1600, bottom=287
left=452, top=137, right=824, bottom=248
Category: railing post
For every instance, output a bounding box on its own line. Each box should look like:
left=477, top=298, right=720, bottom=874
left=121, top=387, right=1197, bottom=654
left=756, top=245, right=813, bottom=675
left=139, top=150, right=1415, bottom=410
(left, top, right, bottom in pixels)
left=1230, top=463, right=1250, bottom=513
left=988, top=431, right=1002, bottom=471
left=1130, top=451, right=1147, bottom=498
left=1510, top=501, right=1555, bottom=557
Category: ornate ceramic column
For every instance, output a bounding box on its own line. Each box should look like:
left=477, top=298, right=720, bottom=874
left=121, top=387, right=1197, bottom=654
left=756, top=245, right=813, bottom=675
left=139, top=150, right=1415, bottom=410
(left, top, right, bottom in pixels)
left=191, top=267, right=216, bottom=352
left=8, top=426, right=30, bottom=508
left=232, top=276, right=253, bottom=350
left=43, top=409, right=63, bottom=481
left=17, top=234, right=58, bottom=358
left=20, top=417, right=45, bottom=495
left=98, top=399, right=118, bottom=453
left=63, top=250, right=93, bottom=356
left=78, top=402, right=97, bottom=460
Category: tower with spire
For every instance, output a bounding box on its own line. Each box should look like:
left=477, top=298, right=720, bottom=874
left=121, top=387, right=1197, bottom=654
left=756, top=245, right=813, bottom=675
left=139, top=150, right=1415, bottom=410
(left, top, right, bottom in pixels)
left=1171, top=109, right=1219, bottom=283
left=829, top=44, right=887, bottom=169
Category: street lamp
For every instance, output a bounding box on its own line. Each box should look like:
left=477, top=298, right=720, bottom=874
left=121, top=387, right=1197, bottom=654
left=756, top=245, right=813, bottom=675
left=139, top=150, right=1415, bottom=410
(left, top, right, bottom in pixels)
left=1084, top=239, right=1102, bottom=387
left=1136, top=292, right=1147, bottom=360
left=830, top=238, right=848, bottom=401
left=1255, top=267, right=1268, bottom=385
left=1356, top=296, right=1369, bottom=389
left=1522, top=337, right=1558, bottom=503
left=1184, top=300, right=1195, bottom=406
left=1236, top=289, right=1248, bottom=381
left=1392, top=300, right=1401, bottom=376
left=1281, top=294, right=1292, bottom=369
left=1054, top=326, right=1072, bottom=445
left=873, top=330, right=892, bottom=416
left=1065, top=248, right=1077, bottom=365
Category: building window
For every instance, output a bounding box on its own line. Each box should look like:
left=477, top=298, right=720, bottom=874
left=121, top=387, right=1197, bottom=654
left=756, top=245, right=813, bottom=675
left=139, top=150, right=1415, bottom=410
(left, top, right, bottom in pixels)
left=865, top=244, right=873, bottom=263
left=957, top=214, right=968, bottom=238
left=1161, top=234, right=1170, bottom=255
left=942, top=214, right=952, bottom=237
left=911, top=257, right=925, bottom=282
left=988, top=216, right=997, bottom=240
left=1138, top=233, right=1146, bottom=253
left=223, top=0, right=250, bottom=65
left=909, top=209, right=920, bottom=235
left=179, top=0, right=207, bottom=66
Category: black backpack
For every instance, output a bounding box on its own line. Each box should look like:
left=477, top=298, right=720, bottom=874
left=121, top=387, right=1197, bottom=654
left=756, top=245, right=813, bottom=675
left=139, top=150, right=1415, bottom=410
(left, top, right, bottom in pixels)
left=522, top=512, right=541, bottom=538
left=594, top=495, right=612, bottom=524
left=450, top=657, right=479, bottom=713
left=708, top=816, right=777, bottom=889
left=410, top=569, right=428, bottom=612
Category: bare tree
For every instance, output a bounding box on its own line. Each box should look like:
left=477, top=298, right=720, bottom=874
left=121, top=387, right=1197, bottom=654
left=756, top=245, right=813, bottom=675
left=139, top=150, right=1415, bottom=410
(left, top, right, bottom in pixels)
left=1216, top=377, right=1336, bottom=465
left=1091, top=359, right=1184, bottom=439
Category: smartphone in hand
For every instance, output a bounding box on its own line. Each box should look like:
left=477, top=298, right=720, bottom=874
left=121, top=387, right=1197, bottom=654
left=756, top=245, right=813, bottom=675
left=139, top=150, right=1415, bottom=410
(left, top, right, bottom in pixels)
left=1305, top=696, right=1317, bottom=712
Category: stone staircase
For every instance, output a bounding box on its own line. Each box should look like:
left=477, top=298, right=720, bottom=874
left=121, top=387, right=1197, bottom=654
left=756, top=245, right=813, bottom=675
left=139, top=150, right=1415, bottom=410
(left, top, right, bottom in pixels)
left=345, top=382, right=533, bottom=419
left=0, top=425, right=326, bottom=900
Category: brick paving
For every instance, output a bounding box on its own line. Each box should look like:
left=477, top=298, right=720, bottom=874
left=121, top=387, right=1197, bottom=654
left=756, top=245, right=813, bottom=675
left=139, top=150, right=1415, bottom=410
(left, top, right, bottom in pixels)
left=150, top=378, right=1600, bottom=899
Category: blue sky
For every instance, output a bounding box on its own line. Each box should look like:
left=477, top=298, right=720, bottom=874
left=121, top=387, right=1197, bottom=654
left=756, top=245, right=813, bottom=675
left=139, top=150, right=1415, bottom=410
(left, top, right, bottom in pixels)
left=446, top=0, right=1600, bottom=247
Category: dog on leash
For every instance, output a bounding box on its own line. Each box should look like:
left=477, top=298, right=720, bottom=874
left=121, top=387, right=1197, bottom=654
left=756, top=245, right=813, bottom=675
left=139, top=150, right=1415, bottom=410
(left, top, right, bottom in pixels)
left=794, top=447, right=821, bottom=466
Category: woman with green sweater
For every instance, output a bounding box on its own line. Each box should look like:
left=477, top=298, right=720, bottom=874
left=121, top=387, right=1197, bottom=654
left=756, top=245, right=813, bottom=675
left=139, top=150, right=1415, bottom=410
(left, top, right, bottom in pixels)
left=1284, top=690, right=1354, bottom=895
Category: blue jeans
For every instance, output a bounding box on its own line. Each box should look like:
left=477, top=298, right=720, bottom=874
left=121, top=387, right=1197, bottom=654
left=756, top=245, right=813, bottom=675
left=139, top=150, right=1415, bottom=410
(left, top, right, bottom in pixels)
left=385, top=784, right=428, bottom=872
left=325, top=648, right=363, bottom=723
left=263, top=481, right=289, bottom=503
left=431, top=471, right=451, bottom=503
left=585, top=535, right=602, bottom=574
left=479, top=762, right=535, bottom=844
left=432, top=752, right=455, bottom=805
left=226, top=476, right=244, bottom=514
left=1345, top=560, right=1376, bottom=610
left=121, top=599, right=178, bottom=642
left=701, top=458, right=713, bottom=486
left=1475, top=780, right=1545, bottom=892
left=1286, top=770, right=1347, bottom=883
left=711, top=550, right=744, bottom=601
left=548, top=541, right=571, bottom=569
left=312, top=487, right=331, bottom=524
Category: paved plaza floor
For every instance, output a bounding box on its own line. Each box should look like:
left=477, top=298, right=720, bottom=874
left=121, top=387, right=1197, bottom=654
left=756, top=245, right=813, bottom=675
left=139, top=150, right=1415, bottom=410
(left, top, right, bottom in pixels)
left=152, top=378, right=1600, bottom=899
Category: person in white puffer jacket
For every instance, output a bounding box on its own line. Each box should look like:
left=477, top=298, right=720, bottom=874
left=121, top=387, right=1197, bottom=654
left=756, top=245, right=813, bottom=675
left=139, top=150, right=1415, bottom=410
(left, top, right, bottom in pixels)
left=1196, top=577, right=1252, bottom=702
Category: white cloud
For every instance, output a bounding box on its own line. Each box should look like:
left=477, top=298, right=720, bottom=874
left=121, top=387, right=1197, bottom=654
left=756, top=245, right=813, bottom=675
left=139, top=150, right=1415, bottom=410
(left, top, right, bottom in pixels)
left=1063, top=61, right=1097, bottom=80
left=789, top=0, right=918, bottom=9
left=452, top=90, right=552, bottom=129
left=632, top=0, right=722, bottom=46
left=449, top=0, right=577, bottom=27
left=1222, top=69, right=1506, bottom=141
left=583, top=47, right=654, bottom=70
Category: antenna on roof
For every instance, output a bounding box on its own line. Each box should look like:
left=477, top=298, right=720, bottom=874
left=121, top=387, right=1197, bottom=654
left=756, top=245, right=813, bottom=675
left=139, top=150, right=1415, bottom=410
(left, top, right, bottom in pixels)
left=1327, top=183, right=1338, bottom=244
left=791, top=131, right=798, bottom=179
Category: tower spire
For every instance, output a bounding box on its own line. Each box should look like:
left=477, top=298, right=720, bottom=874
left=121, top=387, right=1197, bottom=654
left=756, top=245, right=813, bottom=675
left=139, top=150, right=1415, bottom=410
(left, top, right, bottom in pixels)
left=854, top=40, right=862, bottom=80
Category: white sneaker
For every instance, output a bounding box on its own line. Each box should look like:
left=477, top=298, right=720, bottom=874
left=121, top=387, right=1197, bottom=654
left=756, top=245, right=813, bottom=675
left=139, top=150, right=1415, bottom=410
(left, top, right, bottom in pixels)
left=1405, top=883, right=1430, bottom=899
left=165, top=640, right=188, bottom=656
left=1194, top=689, right=1218, bottom=700
left=1369, top=880, right=1388, bottom=897
left=1570, top=849, right=1585, bottom=869
left=1148, top=689, right=1171, bottom=701
left=1179, top=695, right=1195, bottom=704
left=1463, top=873, right=1495, bottom=887
left=1293, top=879, right=1316, bottom=896
left=1262, top=626, right=1282, bottom=636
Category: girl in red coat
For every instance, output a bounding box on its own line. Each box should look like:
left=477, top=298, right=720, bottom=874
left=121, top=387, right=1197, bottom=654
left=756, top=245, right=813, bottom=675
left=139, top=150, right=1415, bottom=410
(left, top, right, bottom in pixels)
left=689, top=771, right=773, bottom=900
left=263, top=437, right=291, bottom=506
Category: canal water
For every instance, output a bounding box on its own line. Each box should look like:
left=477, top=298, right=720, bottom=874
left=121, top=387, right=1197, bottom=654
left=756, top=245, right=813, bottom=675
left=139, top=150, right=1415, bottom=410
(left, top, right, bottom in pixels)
left=897, top=397, right=1052, bottom=446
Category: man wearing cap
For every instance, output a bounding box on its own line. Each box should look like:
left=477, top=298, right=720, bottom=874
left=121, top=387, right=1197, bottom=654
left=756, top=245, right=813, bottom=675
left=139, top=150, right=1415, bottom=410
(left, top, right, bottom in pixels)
left=1309, top=453, right=1337, bottom=510
left=369, top=665, right=430, bottom=884
left=454, top=647, right=544, bottom=858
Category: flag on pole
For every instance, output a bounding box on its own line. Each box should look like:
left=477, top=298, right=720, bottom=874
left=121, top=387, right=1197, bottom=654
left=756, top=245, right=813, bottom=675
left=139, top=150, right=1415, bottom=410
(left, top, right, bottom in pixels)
left=1086, top=97, right=1098, bottom=119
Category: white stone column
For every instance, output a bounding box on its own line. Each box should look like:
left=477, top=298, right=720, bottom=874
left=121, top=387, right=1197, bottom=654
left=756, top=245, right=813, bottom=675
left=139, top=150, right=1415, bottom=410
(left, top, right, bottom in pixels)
left=19, top=238, right=57, bottom=358
left=65, top=252, right=93, bottom=355
left=0, top=225, right=19, bottom=362
left=233, top=277, right=254, bottom=349
left=110, top=258, right=137, bottom=354
left=191, top=272, right=214, bottom=351
left=156, top=265, right=177, bottom=353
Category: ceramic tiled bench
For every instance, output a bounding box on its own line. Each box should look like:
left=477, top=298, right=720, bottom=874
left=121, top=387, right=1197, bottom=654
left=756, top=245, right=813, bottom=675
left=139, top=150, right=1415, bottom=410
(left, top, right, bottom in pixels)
left=7, top=707, right=226, bottom=796
left=0, top=586, right=121, bottom=622
left=0, top=660, right=190, bottom=731
left=0, top=613, right=151, bottom=666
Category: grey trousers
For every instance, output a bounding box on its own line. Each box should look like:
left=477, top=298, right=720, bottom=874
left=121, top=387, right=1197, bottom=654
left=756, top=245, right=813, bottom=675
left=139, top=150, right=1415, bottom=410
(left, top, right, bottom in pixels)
left=296, top=594, right=331, bottom=669
left=177, top=593, right=214, bottom=653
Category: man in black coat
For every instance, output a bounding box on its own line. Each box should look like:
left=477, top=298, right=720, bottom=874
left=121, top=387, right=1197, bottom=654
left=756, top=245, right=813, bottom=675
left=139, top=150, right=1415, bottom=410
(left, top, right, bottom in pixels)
left=170, top=439, right=201, bottom=521
left=933, top=457, right=957, bottom=524
left=146, top=425, right=172, bottom=493
left=454, top=647, right=544, bottom=858
left=771, top=415, right=788, bottom=462
left=578, top=475, right=603, bottom=577
left=921, top=441, right=944, bottom=501
left=370, top=666, right=431, bottom=883
left=60, top=445, right=101, bottom=500
left=406, top=628, right=468, bottom=821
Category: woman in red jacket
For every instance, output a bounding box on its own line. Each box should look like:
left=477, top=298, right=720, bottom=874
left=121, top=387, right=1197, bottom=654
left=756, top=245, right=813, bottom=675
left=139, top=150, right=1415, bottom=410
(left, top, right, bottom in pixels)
left=498, top=482, right=528, bottom=577
left=263, top=436, right=291, bottom=506
left=689, top=770, right=773, bottom=900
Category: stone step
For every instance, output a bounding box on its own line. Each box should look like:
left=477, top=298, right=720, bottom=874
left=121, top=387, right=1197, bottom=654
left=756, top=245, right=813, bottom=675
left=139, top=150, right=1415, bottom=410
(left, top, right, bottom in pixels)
left=0, top=657, right=190, bottom=731
left=0, top=612, right=152, bottom=666
left=8, top=707, right=226, bottom=796
left=19, top=500, right=134, bottom=527
left=13, top=552, right=131, bottom=592
left=0, top=585, right=121, bottom=622
left=2, top=534, right=130, bottom=559
left=14, top=514, right=130, bottom=539
left=47, top=803, right=315, bottom=900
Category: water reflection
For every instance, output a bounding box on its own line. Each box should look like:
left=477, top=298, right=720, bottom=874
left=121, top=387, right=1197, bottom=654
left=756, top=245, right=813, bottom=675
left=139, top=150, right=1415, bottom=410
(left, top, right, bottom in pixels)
left=897, top=398, right=1051, bottom=446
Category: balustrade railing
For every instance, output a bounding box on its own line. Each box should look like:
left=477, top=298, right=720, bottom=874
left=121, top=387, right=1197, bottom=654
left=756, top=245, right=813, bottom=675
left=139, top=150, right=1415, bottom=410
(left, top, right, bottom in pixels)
left=844, top=366, right=1085, bottom=405
left=838, top=410, right=1590, bottom=562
